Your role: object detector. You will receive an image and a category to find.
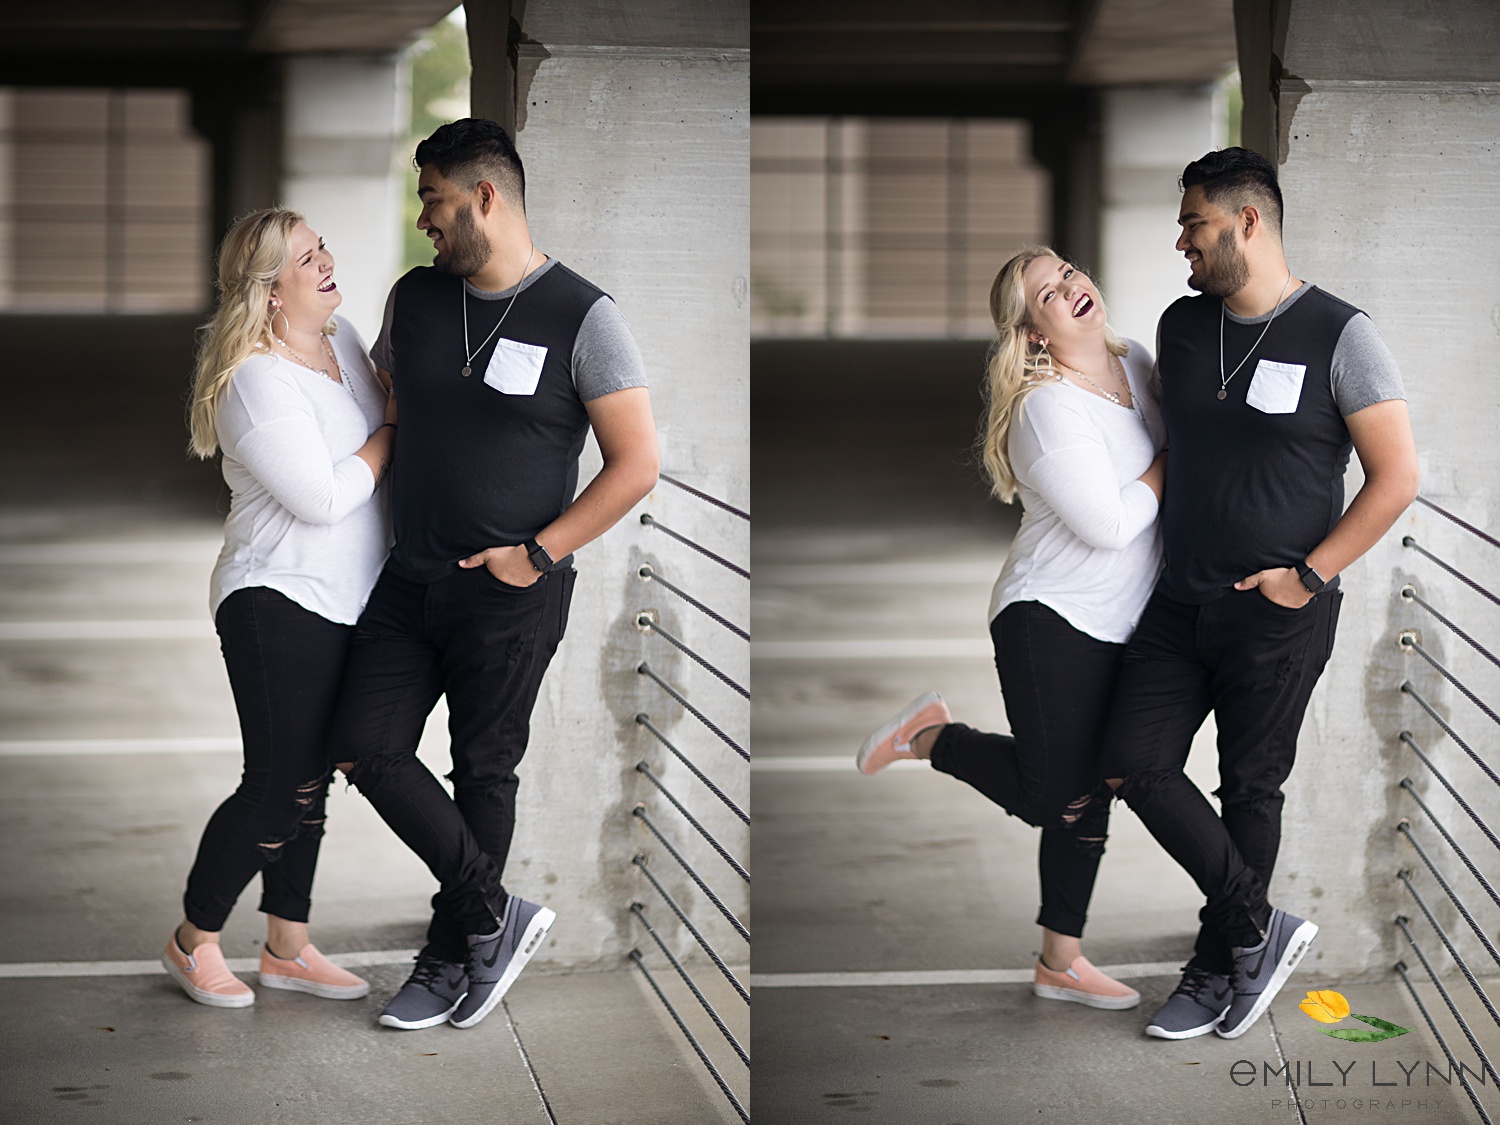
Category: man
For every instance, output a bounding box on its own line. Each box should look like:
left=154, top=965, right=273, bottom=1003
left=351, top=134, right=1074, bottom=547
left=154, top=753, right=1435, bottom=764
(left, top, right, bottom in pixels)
left=1100, top=148, right=1418, bottom=1041
left=331, top=118, right=658, bottom=1031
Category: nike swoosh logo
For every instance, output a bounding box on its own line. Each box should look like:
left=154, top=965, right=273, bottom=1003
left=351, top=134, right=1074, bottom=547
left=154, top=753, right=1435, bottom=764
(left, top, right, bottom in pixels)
left=447, top=974, right=466, bottom=990
left=482, top=941, right=502, bottom=970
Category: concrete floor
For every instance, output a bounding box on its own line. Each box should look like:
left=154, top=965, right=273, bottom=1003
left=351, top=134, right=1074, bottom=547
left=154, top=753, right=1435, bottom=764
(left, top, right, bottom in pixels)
left=0, top=508, right=745, bottom=1125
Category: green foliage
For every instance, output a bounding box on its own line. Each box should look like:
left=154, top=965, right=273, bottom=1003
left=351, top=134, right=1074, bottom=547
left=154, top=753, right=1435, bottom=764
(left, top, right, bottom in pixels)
left=402, top=12, right=471, bottom=272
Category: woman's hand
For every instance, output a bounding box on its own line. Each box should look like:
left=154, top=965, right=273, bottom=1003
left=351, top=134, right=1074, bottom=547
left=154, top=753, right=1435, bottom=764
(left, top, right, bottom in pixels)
left=1138, top=449, right=1167, bottom=503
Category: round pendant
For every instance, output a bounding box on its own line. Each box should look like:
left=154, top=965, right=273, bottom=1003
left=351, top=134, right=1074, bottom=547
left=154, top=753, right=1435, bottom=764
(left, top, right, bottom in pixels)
left=1216, top=388, right=1227, bottom=400
left=461, top=365, right=472, bottom=378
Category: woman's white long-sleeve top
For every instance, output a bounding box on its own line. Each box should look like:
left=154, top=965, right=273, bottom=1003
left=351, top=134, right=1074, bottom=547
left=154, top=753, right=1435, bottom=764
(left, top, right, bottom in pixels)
left=988, top=339, right=1166, bottom=643
left=209, top=316, right=392, bottom=625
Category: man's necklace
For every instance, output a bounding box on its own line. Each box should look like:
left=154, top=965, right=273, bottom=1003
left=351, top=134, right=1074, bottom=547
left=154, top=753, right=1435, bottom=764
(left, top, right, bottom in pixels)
left=461, top=246, right=537, bottom=377
left=1218, top=271, right=1293, bottom=400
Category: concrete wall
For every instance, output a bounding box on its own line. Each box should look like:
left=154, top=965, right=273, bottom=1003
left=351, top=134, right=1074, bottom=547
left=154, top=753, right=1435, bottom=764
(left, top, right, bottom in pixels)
left=280, top=54, right=410, bottom=344
left=476, top=0, right=749, bottom=971
left=1099, top=86, right=1219, bottom=349
left=1266, top=0, right=1500, bottom=979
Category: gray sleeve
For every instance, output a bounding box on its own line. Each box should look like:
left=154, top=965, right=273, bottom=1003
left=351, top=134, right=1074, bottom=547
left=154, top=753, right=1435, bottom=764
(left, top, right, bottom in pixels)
left=572, top=296, right=649, bottom=401
left=369, top=284, right=398, bottom=375
left=1331, top=313, right=1406, bottom=416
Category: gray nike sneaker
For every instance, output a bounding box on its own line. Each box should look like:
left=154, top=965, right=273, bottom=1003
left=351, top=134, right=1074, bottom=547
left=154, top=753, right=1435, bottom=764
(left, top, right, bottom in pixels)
left=1144, top=966, right=1233, bottom=1039
left=377, top=956, right=469, bottom=1030
left=1217, top=907, right=1319, bottom=1039
left=449, top=896, right=556, bottom=1029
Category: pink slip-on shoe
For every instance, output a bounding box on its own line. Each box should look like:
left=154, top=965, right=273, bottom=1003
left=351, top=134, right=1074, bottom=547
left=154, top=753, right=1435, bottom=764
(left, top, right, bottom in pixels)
left=856, top=691, right=951, bottom=775
left=1032, top=955, right=1141, bottom=1010
left=161, top=932, right=255, bottom=1008
left=259, top=943, right=370, bottom=1000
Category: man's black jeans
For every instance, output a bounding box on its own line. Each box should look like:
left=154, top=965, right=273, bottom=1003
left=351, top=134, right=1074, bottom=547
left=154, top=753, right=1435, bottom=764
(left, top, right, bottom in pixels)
left=330, top=563, right=575, bottom=962
left=931, top=600, right=1124, bottom=939
left=1099, top=585, right=1342, bottom=972
left=184, top=587, right=349, bottom=931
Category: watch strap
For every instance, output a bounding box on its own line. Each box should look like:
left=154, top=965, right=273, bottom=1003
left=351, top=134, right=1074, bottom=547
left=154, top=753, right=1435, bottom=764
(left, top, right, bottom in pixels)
left=1295, top=561, right=1326, bottom=595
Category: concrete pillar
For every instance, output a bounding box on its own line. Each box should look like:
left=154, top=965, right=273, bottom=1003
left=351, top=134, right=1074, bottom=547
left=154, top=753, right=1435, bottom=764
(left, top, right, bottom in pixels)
left=470, top=1, right=749, bottom=970
left=280, top=54, right=410, bottom=343
left=1098, top=86, right=1219, bottom=349
left=1261, top=0, right=1500, bottom=978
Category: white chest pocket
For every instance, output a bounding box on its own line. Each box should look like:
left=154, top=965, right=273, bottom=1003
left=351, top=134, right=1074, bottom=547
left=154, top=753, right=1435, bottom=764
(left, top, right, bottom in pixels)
left=483, top=337, right=549, bottom=396
left=1245, top=358, right=1306, bottom=414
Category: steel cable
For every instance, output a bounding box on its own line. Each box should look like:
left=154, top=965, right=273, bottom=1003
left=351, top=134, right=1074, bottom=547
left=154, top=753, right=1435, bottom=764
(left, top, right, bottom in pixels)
left=1399, top=736, right=1500, bottom=860
left=640, top=514, right=749, bottom=579
left=1396, top=917, right=1500, bottom=1094
left=632, top=855, right=748, bottom=1003
left=1416, top=495, right=1500, bottom=553
left=637, top=762, right=750, bottom=883
left=1396, top=821, right=1500, bottom=972
left=638, top=663, right=748, bottom=761
left=639, top=615, right=749, bottom=700
left=628, top=951, right=749, bottom=1124
left=630, top=903, right=749, bottom=1067
left=1402, top=682, right=1500, bottom=796
left=1397, top=870, right=1500, bottom=1033
left=1397, top=777, right=1500, bottom=915
left=638, top=564, right=749, bottom=640
left=636, top=714, right=748, bottom=822
left=1400, top=635, right=1500, bottom=731
left=1393, top=955, right=1496, bottom=1125
left=658, top=473, right=749, bottom=521
left=1402, top=585, right=1500, bottom=673
left=1403, top=536, right=1500, bottom=610
left=634, top=806, right=749, bottom=942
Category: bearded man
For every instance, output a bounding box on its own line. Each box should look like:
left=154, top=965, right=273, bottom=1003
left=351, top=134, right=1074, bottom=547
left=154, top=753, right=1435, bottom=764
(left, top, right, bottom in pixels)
left=1099, top=147, right=1417, bottom=1041
left=329, top=118, right=658, bottom=1031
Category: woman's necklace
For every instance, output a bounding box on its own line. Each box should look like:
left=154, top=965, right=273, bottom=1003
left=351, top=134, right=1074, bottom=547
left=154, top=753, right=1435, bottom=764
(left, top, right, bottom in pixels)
left=276, top=332, right=339, bottom=382
left=1067, top=353, right=1132, bottom=409
left=461, top=246, right=537, bottom=377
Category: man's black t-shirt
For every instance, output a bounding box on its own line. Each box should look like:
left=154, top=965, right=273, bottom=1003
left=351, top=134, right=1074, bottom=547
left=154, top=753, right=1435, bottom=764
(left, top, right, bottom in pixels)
left=1156, top=284, right=1404, bottom=604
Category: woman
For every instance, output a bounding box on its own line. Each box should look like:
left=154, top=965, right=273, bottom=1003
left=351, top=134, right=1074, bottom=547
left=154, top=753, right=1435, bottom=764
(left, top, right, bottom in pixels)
left=857, top=246, right=1165, bottom=1010
left=163, top=208, right=396, bottom=1007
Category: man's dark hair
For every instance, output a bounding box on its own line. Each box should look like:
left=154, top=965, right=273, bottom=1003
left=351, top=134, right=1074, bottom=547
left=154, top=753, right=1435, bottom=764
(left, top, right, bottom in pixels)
left=414, top=117, right=526, bottom=212
left=1180, top=147, right=1283, bottom=236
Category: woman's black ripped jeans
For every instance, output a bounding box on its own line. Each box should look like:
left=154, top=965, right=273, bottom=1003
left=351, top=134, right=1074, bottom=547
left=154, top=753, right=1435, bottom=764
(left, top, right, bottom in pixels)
left=929, top=600, right=1125, bottom=938
left=181, top=587, right=351, bottom=931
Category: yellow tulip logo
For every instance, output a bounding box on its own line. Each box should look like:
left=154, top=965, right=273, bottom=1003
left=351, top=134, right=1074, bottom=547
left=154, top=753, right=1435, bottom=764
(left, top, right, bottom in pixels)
left=1299, top=989, right=1410, bottom=1041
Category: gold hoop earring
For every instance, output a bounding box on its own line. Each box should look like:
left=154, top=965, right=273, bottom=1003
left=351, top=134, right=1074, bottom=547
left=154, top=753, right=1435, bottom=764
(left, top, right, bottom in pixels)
left=271, top=308, right=290, bottom=345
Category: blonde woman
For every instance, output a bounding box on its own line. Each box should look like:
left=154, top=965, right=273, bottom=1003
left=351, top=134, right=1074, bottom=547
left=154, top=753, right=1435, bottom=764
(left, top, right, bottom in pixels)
left=858, top=247, right=1166, bottom=1009
left=162, top=208, right=396, bottom=1007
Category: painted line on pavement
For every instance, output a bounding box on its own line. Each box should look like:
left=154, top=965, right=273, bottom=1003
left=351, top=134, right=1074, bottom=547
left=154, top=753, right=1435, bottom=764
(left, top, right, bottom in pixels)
left=752, top=756, right=924, bottom=772
left=0, top=620, right=214, bottom=640
left=749, top=962, right=1187, bottom=989
left=0, top=949, right=422, bottom=979
left=753, top=638, right=991, bottom=660
left=0, top=737, right=240, bottom=757
left=0, top=541, right=220, bottom=564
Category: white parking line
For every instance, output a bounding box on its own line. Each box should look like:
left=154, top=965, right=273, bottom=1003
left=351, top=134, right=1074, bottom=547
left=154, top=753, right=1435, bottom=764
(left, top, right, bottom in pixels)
left=753, top=638, right=991, bottom=660
left=0, top=620, right=214, bottom=640
left=0, top=949, right=422, bottom=979
left=749, top=962, right=1187, bottom=988
left=0, top=737, right=240, bottom=757
left=755, top=562, right=997, bottom=586
left=752, top=756, right=924, bottom=772
left=0, top=541, right=220, bottom=564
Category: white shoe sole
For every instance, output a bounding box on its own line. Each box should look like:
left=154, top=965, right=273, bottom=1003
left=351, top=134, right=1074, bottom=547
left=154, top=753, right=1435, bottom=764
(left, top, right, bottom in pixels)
left=1033, top=983, right=1140, bottom=1010
left=258, top=971, right=370, bottom=1000
left=1216, top=919, right=1319, bottom=1040
left=1144, top=1010, right=1228, bottom=1039
left=449, top=906, right=556, bottom=1029
left=160, top=954, right=254, bottom=1008
left=856, top=691, right=942, bottom=774
left=377, top=993, right=467, bottom=1030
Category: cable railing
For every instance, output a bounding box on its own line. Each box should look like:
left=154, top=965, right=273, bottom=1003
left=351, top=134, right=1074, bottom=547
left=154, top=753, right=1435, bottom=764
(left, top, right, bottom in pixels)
left=627, top=474, right=749, bottom=1124
left=1394, top=496, right=1500, bottom=1125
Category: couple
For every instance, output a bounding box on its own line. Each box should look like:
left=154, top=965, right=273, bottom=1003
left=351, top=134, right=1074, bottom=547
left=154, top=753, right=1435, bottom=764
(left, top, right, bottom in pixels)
left=859, top=147, right=1417, bottom=1040
left=165, top=118, right=658, bottom=1031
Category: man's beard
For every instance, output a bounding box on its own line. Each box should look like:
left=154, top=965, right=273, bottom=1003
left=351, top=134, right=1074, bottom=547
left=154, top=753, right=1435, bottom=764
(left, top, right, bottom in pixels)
left=1188, top=225, right=1250, bottom=298
left=431, top=204, right=492, bottom=278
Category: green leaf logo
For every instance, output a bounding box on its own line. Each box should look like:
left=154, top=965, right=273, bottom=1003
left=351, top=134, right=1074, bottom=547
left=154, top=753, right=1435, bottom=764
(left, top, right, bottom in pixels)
left=1299, top=992, right=1410, bottom=1042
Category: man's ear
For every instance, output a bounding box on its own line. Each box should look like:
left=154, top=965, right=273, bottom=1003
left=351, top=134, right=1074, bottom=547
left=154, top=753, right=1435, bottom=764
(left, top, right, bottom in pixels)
left=476, top=179, right=499, bottom=216
left=1241, top=204, right=1261, bottom=239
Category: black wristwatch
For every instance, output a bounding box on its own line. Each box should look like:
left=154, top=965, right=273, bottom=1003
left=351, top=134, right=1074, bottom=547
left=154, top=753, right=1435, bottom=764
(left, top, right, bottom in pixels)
left=1295, top=561, right=1326, bottom=595
left=523, top=538, right=555, bottom=574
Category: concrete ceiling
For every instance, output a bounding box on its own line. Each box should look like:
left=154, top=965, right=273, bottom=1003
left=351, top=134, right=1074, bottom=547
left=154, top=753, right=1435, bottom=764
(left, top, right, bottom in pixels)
left=0, top=0, right=461, bottom=55
left=753, top=0, right=1236, bottom=93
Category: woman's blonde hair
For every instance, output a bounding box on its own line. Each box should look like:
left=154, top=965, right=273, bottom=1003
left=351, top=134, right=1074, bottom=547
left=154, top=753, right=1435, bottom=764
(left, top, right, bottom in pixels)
left=188, top=207, right=333, bottom=459
left=979, top=245, right=1128, bottom=502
